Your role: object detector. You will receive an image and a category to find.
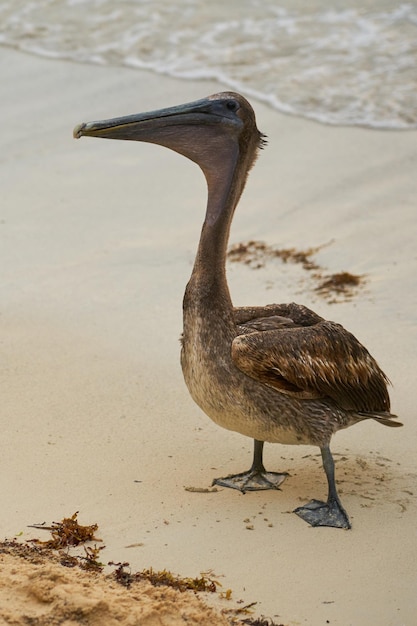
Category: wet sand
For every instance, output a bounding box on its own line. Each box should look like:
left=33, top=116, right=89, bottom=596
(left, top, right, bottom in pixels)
left=1, top=47, right=416, bottom=625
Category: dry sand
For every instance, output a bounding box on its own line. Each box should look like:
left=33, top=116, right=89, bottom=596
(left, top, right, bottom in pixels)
left=0, top=540, right=231, bottom=625
left=1, top=47, right=416, bottom=625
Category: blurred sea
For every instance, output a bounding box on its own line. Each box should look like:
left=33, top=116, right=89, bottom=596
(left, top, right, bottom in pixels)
left=1, top=0, right=416, bottom=128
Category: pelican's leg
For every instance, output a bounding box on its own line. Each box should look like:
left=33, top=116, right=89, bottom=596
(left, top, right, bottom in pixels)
left=294, top=445, right=351, bottom=529
left=212, top=439, right=288, bottom=493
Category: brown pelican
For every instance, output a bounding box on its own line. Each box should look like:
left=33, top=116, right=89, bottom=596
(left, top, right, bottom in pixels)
left=74, top=92, right=401, bottom=529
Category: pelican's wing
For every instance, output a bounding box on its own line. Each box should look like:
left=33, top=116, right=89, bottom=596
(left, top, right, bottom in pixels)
left=231, top=320, right=391, bottom=412
left=234, top=302, right=324, bottom=327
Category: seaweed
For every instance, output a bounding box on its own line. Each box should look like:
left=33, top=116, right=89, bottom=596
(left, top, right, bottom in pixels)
left=241, top=617, right=284, bottom=626
left=227, top=239, right=365, bottom=302
left=28, top=511, right=101, bottom=549
left=227, top=240, right=321, bottom=271
left=78, top=544, right=106, bottom=572
left=315, top=271, right=363, bottom=297
left=109, top=561, right=218, bottom=593
left=0, top=538, right=49, bottom=562
left=28, top=511, right=105, bottom=571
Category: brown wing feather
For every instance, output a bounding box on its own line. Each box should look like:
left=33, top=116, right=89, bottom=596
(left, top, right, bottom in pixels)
left=237, top=315, right=296, bottom=334
left=234, top=302, right=324, bottom=327
left=231, top=320, right=391, bottom=412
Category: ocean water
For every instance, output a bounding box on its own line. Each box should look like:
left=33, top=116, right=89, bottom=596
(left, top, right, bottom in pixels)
left=1, top=0, right=416, bottom=129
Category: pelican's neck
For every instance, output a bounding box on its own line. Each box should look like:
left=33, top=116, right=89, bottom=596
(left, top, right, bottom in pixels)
left=189, top=149, right=242, bottom=307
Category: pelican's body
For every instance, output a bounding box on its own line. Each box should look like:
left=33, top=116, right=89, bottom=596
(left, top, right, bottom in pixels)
left=182, top=303, right=364, bottom=447
left=74, top=92, right=401, bottom=528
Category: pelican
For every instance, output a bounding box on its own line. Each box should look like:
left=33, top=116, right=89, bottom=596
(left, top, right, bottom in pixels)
left=74, top=92, right=401, bottom=529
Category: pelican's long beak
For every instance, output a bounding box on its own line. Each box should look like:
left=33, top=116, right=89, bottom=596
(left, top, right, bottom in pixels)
left=73, top=95, right=241, bottom=143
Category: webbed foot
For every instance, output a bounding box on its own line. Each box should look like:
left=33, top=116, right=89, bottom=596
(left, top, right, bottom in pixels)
left=294, top=497, right=351, bottom=529
left=213, top=470, right=287, bottom=493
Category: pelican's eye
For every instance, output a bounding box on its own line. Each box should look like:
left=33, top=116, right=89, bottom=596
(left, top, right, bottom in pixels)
left=226, top=99, right=240, bottom=112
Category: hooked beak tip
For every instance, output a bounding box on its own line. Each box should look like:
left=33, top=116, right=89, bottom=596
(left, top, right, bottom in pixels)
left=73, top=123, right=86, bottom=139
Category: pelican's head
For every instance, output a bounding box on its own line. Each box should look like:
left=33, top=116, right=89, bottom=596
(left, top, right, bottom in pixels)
left=74, top=92, right=265, bottom=177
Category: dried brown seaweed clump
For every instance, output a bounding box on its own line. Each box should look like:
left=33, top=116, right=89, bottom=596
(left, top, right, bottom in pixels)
left=241, top=617, right=284, bottom=626
left=28, top=511, right=104, bottom=571
left=29, top=511, right=100, bottom=548
left=110, top=561, right=218, bottom=593
left=227, top=239, right=365, bottom=302
left=0, top=538, right=53, bottom=563
left=227, top=240, right=321, bottom=271
left=315, top=271, right=364, bottom=299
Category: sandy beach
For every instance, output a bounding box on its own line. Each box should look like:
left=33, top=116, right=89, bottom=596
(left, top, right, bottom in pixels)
left=1, top=47, right=416, bottom=625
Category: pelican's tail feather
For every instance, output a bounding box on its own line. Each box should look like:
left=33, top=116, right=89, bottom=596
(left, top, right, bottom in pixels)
left=357, top=411, right=403, bottom=428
